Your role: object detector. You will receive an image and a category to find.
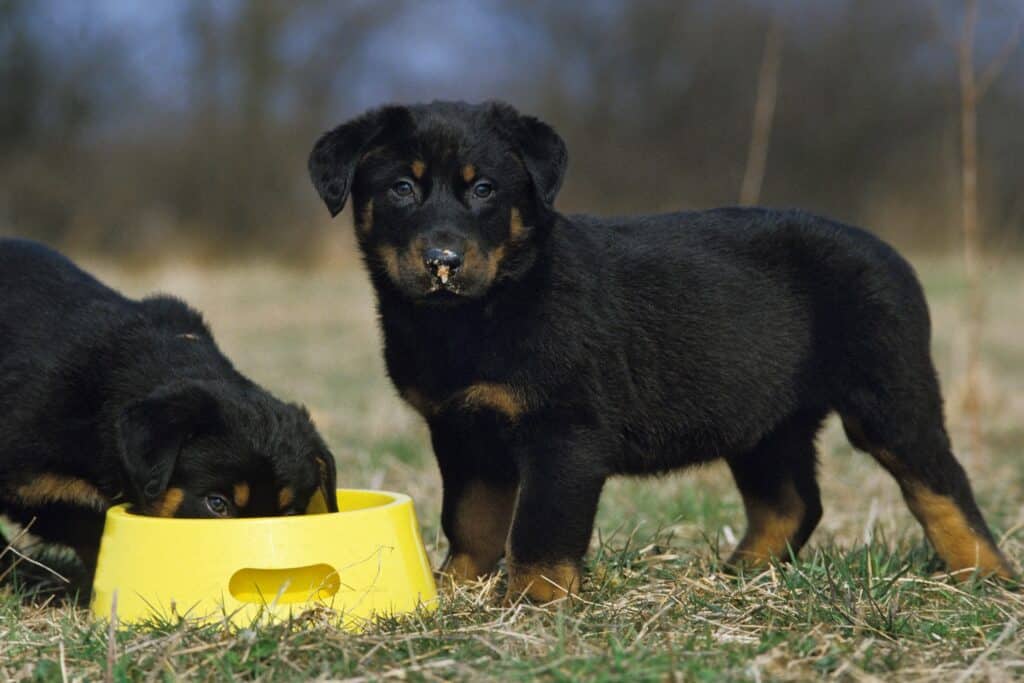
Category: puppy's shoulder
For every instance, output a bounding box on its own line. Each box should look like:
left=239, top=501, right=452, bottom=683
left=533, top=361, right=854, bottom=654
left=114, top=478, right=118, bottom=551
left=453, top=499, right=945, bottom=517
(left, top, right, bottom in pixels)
left=138, top=295, right=212, bottom=339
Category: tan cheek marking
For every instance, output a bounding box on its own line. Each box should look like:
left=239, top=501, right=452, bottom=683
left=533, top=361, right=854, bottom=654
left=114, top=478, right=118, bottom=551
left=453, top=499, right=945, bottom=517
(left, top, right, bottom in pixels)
left=461, top=164, right=476, bottom=183
left=903, top=485, right=1013, bottom=580
left=727, top=480, right=804, bottom=567
left=357, top=198, right=373, bottom=235
left=152, top=487, right=185, bottom=517
left=411, top=160, right=426, bottom=179
left=404, top=240, right=426, bottom=274
left=487, top=244, right=505, bottom=281
left=233, top=482, right=250, bottom=509
left=460, top=383, right=527, bottom=420
left=278, top=487, right=295, bottom=510
left=509, top=207, right=526, bottom=242
left=14, top=475, right=109, bottom=511
left=463, top=241, right=505, bottom=284
left=376, top=245, right=401, bottom=282
left=461, top=208, right=526, bottom=285
left=506, top=560, right=581, bottom=603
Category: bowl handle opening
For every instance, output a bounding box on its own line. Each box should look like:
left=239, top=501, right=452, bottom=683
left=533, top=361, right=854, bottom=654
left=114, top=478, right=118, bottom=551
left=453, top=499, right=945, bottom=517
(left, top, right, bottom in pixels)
left=228, top=564, right=340, bottom=605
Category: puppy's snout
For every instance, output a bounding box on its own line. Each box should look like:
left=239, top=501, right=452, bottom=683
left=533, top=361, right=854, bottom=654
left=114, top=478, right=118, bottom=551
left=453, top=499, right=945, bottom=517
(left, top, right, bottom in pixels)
left=423, top=248, right=463, bottom=284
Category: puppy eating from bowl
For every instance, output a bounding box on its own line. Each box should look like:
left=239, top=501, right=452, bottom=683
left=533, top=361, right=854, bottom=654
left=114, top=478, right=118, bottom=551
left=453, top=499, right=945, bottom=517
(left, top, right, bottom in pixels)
left=0, top=239, right=338, bottom=586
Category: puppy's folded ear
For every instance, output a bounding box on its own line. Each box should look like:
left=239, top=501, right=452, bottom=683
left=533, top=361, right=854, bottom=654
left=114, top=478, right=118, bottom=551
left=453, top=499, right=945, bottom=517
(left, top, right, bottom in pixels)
left=117, top=383, right=221, bottom=505
left=488, top=101, right=569, bottom=209
left=314, top=450, right=339, bottom=513
left=308, top=105, right=411, bottom=217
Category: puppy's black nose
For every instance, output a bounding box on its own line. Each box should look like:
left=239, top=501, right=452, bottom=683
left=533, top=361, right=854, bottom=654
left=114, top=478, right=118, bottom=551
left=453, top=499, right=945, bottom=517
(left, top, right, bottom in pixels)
left=423, top=248, right=462, bottom=283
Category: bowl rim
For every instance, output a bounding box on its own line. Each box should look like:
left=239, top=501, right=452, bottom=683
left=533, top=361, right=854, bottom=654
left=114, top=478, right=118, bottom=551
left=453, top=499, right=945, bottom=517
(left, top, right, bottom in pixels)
left=103, top=488, right=411, bottom=527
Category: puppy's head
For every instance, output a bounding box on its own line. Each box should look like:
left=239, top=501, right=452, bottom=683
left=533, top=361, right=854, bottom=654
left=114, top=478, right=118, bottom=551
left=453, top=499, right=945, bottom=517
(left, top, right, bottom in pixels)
left=116, top=380, right=338, bottom=518
left=309, top=101, right=567, bottom=304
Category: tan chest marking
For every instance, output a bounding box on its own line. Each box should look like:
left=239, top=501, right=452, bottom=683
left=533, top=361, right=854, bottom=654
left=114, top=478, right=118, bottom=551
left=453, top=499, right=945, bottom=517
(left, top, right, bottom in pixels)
left=460, top=383, right=527, bottom=420
left=401, top=383, right=528, bottom=421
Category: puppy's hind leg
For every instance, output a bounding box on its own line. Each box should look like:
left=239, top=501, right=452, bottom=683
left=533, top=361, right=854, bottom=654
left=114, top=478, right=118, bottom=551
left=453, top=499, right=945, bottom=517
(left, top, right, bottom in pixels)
left=725, top=416, right=824, bottom=570
left=839, top=380, right=1013, bottom=581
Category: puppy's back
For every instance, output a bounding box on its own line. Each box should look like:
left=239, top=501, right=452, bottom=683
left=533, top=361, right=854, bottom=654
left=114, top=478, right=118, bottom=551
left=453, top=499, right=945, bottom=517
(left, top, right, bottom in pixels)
left=0, top=238, right=127, bottom=334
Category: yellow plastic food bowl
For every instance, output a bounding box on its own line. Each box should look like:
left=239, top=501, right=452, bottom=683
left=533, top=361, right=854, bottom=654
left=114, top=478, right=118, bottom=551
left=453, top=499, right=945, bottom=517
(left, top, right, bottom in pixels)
left=90, top=489, right=437, bottom=630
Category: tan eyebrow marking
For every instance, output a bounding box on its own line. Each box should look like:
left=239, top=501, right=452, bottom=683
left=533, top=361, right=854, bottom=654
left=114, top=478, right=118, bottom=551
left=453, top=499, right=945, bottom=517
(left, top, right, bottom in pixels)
left=233, top=482, right=250, bottom=509
left=461, top=164, right=476, bottom=183
left=278, top=487, right=295, bottom=510
left=411, top=160, right=426, bottom=179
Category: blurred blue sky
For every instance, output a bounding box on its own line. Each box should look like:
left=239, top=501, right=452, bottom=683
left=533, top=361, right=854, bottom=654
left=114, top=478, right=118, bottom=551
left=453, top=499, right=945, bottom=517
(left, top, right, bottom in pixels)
left=25, top=0, right=1023, bottom=121
left=4, top=0, right=1023, bottom=252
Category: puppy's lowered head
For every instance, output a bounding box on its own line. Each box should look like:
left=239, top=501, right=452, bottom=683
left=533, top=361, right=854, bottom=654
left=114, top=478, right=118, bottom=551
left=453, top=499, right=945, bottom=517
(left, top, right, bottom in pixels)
left=115, top=379, right=338, bottom=518
left=309, top=101, right=568, bottom=305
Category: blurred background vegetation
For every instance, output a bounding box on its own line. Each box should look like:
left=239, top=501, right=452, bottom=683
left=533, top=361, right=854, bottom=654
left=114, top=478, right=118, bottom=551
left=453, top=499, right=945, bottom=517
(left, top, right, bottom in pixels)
left=0, top=0, right=1022, bottom=262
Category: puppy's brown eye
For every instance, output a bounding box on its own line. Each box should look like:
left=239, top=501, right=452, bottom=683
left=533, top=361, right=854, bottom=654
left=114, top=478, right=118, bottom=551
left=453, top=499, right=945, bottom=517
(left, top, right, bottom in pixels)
left=391, top=180, right=414, bottom=197
left=205, top=494, right=231, bottom=517
left=472, top=181, right=494, bottom=199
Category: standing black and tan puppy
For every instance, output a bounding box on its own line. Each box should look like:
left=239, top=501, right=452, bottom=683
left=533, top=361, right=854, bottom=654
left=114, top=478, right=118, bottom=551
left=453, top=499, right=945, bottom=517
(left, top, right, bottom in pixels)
left=309, top=101, right=1013, bottom=602
left=0, top=239, right=338, bottom=582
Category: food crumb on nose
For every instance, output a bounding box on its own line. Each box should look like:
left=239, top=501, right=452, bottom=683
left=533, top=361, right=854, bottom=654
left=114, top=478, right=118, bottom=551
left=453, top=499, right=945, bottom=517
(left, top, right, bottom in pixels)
left=437, top=265, right=450, bottom=284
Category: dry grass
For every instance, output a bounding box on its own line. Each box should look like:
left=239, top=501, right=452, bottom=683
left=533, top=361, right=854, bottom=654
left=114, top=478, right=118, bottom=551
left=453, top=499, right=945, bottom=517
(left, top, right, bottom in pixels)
left=2, top=253, right=1024, bottom=681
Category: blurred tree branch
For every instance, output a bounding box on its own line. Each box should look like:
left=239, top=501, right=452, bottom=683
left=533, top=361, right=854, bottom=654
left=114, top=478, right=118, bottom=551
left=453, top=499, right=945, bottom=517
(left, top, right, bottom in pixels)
left=976, top=12, right=1024, bottom=97
left=740, top=12, right=783, bottom=206
left=4, top=0, right=1024, bottom=261
left=956, top=0, right=1022, bottom=461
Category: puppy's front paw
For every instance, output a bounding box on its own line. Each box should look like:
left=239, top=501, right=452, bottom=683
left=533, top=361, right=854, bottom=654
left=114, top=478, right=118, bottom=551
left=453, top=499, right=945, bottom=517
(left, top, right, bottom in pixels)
left=505, top=561, right=581, bottom=604
left=440, top=552, right=495, bottom=584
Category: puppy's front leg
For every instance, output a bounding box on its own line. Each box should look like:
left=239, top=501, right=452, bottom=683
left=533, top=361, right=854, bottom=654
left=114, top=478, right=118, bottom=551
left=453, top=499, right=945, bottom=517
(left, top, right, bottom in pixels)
left=505, top=427, right=608, bottom=603
left=432, top=421, right=519, bottom=582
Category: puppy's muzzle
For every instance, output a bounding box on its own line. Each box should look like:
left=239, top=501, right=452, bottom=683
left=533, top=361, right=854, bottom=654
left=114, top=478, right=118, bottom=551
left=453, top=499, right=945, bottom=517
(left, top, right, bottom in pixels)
left=423, top=248, right=463, bottom=285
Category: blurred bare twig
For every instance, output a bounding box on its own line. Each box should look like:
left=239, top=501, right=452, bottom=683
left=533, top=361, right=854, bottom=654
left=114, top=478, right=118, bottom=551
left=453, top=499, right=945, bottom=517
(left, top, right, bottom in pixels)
left=956, top=0, right=1023, bottom=461
left=959, top=0, right=983, bottom=460
left=740, top=13, right=783, bottom=206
